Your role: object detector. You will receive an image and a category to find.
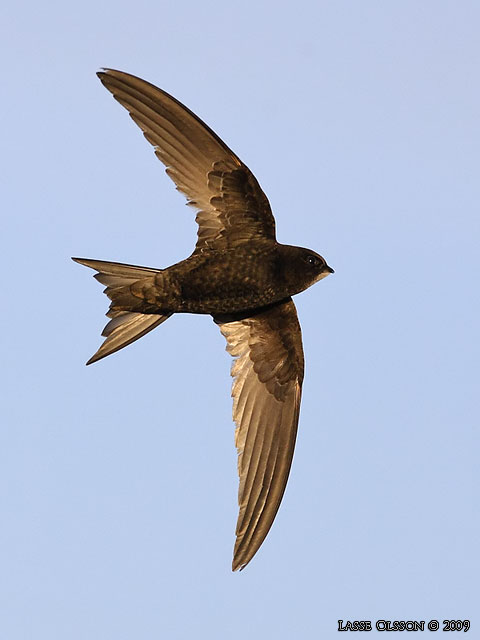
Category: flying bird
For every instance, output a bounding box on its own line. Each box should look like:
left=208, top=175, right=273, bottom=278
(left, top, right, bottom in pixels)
left=73, top=69, right=333, bottom=571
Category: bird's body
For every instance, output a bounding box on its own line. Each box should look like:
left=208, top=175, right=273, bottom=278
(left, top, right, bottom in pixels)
left=74, top=69, right=333, bottom=570
left=80, top=242, right=330, bottom=317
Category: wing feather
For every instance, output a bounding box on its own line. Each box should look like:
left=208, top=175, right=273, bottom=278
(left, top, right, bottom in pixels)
left=215, top=299, right=304, bottom=570
left=97, top=69, right=276, bottom=251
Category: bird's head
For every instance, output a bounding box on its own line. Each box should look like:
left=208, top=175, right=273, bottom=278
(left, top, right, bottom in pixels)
left=279, top=245, right=334, bottom=294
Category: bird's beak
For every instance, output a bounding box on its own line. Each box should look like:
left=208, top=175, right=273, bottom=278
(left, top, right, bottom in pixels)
left=316, top=264, right=334, bottom=282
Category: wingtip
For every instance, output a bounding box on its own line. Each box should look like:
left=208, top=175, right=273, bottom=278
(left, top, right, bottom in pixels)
left=97, top=70, right=109, bottom=86
left=231, top=556, right=248, bottom=572
left=97, top=68, right=117, bottom=86
left=97, top=68, right=125, bottom=82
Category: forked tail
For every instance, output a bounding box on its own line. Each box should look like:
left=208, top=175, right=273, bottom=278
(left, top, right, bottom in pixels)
left=72, top=257, right=172, bottom=364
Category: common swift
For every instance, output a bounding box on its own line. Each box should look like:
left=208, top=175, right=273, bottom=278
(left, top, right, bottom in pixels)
left=73, top=69, right=333, bottom=571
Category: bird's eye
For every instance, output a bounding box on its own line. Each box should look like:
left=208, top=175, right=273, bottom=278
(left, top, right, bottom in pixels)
left=305, top=254, right=320, bottom=267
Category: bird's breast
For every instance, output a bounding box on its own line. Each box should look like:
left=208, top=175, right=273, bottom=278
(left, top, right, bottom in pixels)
left=169, top=247, right=288, bottom=314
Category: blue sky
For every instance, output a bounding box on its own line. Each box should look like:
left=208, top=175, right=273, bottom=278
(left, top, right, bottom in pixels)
left=1, top=1, right=478, bottom=638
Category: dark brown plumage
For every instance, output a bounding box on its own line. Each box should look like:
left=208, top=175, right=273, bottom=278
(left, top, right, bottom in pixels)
left=73, top=69, right=333, bottom=571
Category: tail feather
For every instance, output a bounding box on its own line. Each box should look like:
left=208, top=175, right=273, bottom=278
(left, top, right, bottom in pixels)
left=86, top=311, right=171, bottom=365
left=73, top=257, right=160, bottom=278
left=72, top=257, right=172, bottom=364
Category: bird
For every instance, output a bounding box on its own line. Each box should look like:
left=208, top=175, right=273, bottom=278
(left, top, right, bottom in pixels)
left=73, top=69, right=334, bottom=571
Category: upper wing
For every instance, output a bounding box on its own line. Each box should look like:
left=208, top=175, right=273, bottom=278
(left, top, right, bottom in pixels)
left=98, top=69, right=276, bottom=252
left=214, top=299, right=304, bottom=570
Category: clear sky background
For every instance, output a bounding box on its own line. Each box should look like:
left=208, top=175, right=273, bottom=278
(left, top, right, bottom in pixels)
left=1, top=1, right=478, bottom=638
